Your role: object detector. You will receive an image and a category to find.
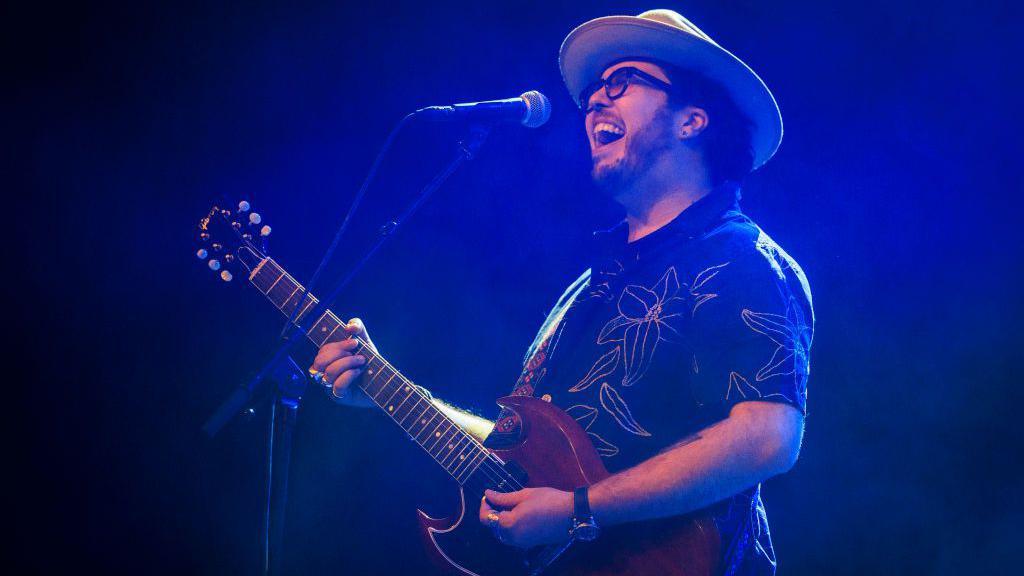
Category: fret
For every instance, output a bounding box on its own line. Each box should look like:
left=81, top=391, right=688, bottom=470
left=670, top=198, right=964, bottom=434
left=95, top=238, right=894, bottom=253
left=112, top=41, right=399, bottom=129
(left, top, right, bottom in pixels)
left=366, top=364, right=395, bottom=402
left=383, top=384, right=412, bottom=416
left=278, top=287, right=311, bottom=317
left=393, top=389, right=421, bottom=423
left=440, top=435, right=469, bottom=468
left=245, top=256, right=505, bottom=487
left=390, top=385, right=417, bottom=416
left=308, top=313, right=337, bottom=347
left=267, top=272, right=288, bottom=294
left=414, top=412, right=442, bottom=445
left=252, top=266, right=283, bottom=295
left=280, top=284, right=303, bottom=310
left=436, top=425, right=462, bottom=457
left=317, top=319, right=343, bottom=347
left=426, top=421, right=454, bottom=454
left=380, top=376, right=407, bottom=409
left=402, top=400, right=433, bottom=436
left=425, top=419, right=454, bottom=455
left=248, top=257, right=270, bottom=283
left=449, top=438, right=480, bottom=472
left=455, top=451, right=487, bottom=484
left=295, top=296, right=318, bottom=322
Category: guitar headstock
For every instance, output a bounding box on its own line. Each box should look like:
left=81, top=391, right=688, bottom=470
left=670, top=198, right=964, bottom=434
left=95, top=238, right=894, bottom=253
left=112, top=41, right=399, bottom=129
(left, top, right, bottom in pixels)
left=196, top=200, right=271, bottom=283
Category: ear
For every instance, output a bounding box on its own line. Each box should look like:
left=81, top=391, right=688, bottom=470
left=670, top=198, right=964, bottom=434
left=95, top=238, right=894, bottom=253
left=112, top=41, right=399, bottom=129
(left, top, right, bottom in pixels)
left=674, top=105, right=709, bottom=141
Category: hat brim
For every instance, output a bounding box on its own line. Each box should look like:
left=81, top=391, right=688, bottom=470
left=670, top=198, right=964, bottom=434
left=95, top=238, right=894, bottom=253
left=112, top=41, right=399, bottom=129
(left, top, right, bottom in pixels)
left=559, top=16, right=783, bottom=170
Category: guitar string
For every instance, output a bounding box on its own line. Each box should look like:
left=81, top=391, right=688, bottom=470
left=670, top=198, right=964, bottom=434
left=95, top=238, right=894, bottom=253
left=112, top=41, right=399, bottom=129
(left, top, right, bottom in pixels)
left=255, top=260, right=526, bottom=492
left=223, top=215, right=527, bottom=494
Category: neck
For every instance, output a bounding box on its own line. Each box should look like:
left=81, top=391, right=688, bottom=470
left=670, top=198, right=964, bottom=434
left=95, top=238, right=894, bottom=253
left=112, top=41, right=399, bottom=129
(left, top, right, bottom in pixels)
left=619, top=158, right=714, bottom=243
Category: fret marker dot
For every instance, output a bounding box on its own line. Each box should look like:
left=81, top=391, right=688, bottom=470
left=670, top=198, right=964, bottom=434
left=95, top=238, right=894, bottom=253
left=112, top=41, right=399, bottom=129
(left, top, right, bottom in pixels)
left=448, top=444, right=454, bottom=449
left=460, top=455, right=466, bottom=460
left=421, top=419, right=427, bottom=424
left=321, top=326, right=327, bottom=332
left=388, top=406, right=394, bottom=412
left=435, top=432, right=441, bottom=437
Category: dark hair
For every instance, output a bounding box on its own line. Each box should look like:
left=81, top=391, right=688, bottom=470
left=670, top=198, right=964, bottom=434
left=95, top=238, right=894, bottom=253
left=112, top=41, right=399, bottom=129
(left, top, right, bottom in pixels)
left=658, top=63, right=755, bottom=185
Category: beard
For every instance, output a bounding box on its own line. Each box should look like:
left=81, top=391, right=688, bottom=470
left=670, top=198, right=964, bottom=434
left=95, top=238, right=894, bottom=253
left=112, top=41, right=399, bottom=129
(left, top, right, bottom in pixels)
left=591, top=107, right=675, bottom=198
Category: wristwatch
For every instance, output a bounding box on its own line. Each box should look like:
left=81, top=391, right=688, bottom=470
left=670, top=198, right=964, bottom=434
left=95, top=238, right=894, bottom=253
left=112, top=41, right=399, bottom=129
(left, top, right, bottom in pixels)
left=569, top=486, right=601, bottom=542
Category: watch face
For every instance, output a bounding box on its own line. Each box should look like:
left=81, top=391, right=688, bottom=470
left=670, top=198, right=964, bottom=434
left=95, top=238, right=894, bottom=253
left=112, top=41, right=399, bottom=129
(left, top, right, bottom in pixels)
left=573, top=522, right=600, bottom=542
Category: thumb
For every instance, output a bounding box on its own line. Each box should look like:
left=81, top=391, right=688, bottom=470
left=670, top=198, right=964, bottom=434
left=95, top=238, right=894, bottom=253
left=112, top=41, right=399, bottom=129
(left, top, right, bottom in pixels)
left=485, top=489, right=527, bottom=509
left=345, top=317, right=375, bottom=350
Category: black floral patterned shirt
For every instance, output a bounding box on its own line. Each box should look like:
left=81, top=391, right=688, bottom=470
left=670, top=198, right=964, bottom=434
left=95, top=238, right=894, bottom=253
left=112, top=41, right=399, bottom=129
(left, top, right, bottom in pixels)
left=487, top=183, right=814, bottom=575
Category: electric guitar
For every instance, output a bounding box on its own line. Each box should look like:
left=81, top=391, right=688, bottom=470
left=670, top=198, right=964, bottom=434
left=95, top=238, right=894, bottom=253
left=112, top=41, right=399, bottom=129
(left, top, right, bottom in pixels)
left=196, top=202, right=721, bottom=575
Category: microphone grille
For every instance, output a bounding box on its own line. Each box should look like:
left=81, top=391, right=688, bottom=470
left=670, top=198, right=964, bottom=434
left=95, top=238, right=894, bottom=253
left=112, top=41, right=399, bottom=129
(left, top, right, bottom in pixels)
left=520, top=90, right=552, bottom=128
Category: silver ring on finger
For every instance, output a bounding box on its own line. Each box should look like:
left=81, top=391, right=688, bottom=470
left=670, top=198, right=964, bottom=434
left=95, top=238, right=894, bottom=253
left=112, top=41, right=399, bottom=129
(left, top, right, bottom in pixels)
left=308, top=368, right=330, bottom=388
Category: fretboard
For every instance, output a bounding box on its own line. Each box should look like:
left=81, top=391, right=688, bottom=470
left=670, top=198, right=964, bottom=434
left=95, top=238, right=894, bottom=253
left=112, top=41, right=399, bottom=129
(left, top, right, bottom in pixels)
left=248, top=256, right=491, bottom=485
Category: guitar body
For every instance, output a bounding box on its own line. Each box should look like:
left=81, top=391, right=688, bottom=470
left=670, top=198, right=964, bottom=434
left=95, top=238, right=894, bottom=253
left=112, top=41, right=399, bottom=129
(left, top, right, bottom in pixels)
left=418, top=396, right=721, bottom=576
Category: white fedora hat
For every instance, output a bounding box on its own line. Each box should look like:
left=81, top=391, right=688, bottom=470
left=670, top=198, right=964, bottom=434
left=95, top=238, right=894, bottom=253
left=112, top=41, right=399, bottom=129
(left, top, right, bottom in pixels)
left=559, top=9, right=783, bottom=170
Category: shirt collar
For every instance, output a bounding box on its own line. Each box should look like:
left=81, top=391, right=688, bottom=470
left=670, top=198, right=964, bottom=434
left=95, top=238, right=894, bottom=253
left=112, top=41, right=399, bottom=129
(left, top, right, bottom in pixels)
left=592, top=181, right=742, bottom=261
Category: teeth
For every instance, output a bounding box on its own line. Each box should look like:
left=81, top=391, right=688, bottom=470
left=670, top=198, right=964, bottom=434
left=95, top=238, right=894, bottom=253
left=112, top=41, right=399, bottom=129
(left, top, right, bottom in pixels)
left=594, top=122, right=625, bottom=136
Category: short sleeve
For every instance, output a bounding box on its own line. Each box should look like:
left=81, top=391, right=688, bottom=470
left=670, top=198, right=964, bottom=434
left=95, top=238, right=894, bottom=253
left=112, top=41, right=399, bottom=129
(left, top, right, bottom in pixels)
left=688, top=246, right=814, bottom=416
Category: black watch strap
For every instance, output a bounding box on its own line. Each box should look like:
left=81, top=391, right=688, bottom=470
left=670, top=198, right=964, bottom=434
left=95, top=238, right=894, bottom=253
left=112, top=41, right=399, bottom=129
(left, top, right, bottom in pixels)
left=570, top=486, right=600, bottom=542
left=573, top=486, right=592, bottom=520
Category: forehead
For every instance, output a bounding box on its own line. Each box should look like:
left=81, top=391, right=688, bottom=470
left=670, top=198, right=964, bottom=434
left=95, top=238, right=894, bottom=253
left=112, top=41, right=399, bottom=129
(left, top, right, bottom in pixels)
left=600, top=60, right=671, bottom=83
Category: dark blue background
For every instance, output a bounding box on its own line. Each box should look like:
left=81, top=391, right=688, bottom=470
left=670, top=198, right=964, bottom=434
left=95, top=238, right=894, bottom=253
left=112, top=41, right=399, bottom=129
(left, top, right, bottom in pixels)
left=8, top=0, right=1021, bottom=573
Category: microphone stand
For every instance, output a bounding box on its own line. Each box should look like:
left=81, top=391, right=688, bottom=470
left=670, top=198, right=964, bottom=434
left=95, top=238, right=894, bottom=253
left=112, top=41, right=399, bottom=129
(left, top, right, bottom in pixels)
left=202, top=122, right=492, bottom=576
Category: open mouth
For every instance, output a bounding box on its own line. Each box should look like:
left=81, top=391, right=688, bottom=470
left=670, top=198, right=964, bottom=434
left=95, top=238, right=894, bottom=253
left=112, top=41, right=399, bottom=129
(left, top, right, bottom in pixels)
left=593, top=122, right=626, bottom=147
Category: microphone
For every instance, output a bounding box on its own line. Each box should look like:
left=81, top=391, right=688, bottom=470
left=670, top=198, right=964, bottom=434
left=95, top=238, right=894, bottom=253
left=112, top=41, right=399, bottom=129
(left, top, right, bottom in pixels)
left=415, top=90, right=551, bottom=128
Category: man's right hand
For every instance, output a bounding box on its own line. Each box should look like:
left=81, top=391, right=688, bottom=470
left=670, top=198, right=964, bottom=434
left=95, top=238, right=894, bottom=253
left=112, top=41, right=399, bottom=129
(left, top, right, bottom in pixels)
left=310, top=318, right=377, bottom=408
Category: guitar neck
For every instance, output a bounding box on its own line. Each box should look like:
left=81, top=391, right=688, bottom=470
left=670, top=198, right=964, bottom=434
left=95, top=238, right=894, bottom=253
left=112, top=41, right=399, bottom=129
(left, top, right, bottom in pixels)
left=247, top=256, right=491, bottom=485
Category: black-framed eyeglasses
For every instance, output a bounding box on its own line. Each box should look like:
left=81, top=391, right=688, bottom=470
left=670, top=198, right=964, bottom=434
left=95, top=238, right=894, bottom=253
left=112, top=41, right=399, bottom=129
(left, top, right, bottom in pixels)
left=578, top=66, right=674, bottom=111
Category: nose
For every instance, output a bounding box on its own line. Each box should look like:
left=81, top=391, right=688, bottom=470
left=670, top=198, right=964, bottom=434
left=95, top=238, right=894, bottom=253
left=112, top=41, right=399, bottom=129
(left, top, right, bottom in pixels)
left=585, top=86, right=613, bottom=115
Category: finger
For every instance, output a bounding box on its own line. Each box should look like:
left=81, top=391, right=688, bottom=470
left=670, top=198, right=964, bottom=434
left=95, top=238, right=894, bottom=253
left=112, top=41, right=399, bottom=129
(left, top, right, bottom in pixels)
left=344, top=318, right=376, bottom=351
left=344, top=317, right=368, bottom=337
left=479, top=496, right=496, bottom=525
left=484, top=489, right=526, bottom=509
left=497, top=510, right=516, bottom=530
left=331, top=368, right=367, bottom=398
left=324, top=355, right=367, bottom=384
left=311, top=339, right=359, bottom=371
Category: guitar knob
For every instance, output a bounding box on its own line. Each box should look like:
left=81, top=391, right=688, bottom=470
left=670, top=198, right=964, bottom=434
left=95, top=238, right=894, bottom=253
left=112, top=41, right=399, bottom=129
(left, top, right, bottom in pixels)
left=260, top=225, right=272, bottom=237
left=238, top=200, right=251, bottom=212
left=249, top=212, right=262, bottom=225
left=196, top=248, right=208, bottom=259
left=220, top=270, right=233, bottom=282
left=208, top=259, right=221, bottom=271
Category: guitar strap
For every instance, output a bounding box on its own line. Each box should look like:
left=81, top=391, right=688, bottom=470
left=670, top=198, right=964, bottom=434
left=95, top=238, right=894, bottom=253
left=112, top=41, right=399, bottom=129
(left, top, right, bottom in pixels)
left=486, top=270, right=592, bottom=445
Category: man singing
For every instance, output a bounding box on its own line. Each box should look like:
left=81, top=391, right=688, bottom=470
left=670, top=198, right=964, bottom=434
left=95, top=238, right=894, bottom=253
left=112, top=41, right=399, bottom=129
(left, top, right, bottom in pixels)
left=311, top=9, right=813, bottom=574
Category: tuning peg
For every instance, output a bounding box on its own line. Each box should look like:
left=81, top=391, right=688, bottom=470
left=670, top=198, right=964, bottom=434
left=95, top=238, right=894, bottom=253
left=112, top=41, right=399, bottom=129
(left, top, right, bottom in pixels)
left=260, top=225, right=271, bottom=237
left=220, top=270, right=233, bottom=282
left=196, top=248, right=208, bottom=260
left=249, top=212, right=262, bottom=225
left=208, top=259, right=221, bottom=271
left=238, top=200, right=251, bottom=212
